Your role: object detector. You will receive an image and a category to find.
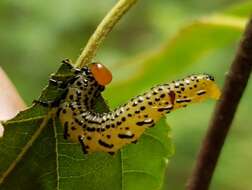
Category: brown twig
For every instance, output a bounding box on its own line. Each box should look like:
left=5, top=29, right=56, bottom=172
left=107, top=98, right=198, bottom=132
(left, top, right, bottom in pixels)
left=75, top=0, right=137, bottom=68
left=186, top=17, right=252, bottom=190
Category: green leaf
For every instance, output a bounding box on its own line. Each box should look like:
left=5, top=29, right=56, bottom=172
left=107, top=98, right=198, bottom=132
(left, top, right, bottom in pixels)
left=0, top=63, right=173, bottom=190
left=55, top=118, right=172, bottom=190
left=1, top=2, right=250, bottom=189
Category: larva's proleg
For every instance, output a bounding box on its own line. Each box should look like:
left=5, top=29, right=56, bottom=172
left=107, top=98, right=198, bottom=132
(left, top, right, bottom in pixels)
left=58, top=60, right=221, bottom=155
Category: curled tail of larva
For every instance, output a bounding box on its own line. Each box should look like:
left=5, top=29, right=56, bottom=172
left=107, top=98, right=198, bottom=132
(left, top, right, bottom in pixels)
left=170, top=74, right=221, bottom=105
left=59, top=73, right=221, bottom=154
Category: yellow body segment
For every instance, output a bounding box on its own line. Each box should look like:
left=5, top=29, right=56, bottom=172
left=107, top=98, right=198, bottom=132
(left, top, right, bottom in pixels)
left=58, top=64, right=221, bottom=155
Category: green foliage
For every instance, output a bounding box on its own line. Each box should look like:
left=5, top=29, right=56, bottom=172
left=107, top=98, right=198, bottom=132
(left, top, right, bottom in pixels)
left=0, top=1, right=252, bottom=190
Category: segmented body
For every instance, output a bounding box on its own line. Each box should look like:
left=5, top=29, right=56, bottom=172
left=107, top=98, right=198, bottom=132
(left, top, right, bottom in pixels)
left=57, top=61, right=220, bottom=155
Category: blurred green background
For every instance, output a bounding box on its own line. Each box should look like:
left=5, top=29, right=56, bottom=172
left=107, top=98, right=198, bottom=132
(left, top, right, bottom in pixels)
left=0, top=0, right=251, bottom=189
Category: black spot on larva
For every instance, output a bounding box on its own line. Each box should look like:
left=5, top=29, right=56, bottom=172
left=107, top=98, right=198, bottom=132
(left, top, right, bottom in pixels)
left=69, top=95, right=74, bottom=100
left=87, top=136, right=92, bottom=140
left=96, top=128, right=101, bottom=132
left=160, top=94, right=166, bottom=98
left=107, top=135, right=111, bottom=139
left=155, top=98, right=160, bottom=102
left=88, top=120, right=100, bottom=124
left=153, top=91, right=158, bottom=95
left=140, top=106, right=145, bottom=111
left=144, top=114, right=148, bottom=118
left=117, top=121, right=122, bottom=126
left=69, top=105, right=76, bottom=111
left=71, top=126, right=76, bottom=130
left=111, top=124, right=115, bottom=128
left=194, top=84, right=197, bottom=88
left=122, top=117, right=126, bottom=122
left=86, top=127, right=96, bottom=132
left=56, top=108, right=62, bottom=117
left=78, top=136, right=88, bottom=154
left=125, top=127, right=129, bottom=130
left=127, top=113, right=132, bottom=117
left=77, top=91, right=81, bottom=96
left=105, top=125, right=110, bottom=129
left=76, top=81, right=82, bottom=86
left=197, top=90, right=207, bottom=96
left=136, top=119, right=154, bottom=126
left=62, top=109, right=67, bottom=114
left=138, top=98, right=143, bottom=103
left=64, top=122, right=69, bottom=139
left=135, top=110, right=140, bottom=114
left=74, top=118, right=83, bottom=126
left=158, top=105, right=173, bottom=112
left=176, top=99, right=192, bottom=103
left=118, top=133, right=135, bottom=139
left=208, top=75, right=215, bottom=81
left=98, top=139, right=114, bottom=148
left=133, top=102, right=138, bottom=106
left=148, top=102, right=153, bottom=105
left=101, top=128, right=105, bottom=132
left=85, top=145, right=90, bottom=149
left=181, top=87, right=185, bottom=91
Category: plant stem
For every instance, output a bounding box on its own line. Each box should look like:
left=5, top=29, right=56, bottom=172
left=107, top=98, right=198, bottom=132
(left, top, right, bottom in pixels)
left=75, top=0, right=138, bottom=68
left=186, top=17, right=252, bottom=190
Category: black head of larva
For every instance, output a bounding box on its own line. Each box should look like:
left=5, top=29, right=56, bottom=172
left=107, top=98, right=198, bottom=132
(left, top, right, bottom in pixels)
left=61, top=59, right=105, bottom=94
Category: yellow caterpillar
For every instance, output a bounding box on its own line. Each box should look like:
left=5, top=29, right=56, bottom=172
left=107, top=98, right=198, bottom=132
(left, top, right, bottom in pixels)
left=48, top=59, right=221, bottom=155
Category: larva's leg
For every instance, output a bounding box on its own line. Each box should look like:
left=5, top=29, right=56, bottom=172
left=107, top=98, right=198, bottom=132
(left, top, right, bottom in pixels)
left=78, top=135, right=88, bottom=154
